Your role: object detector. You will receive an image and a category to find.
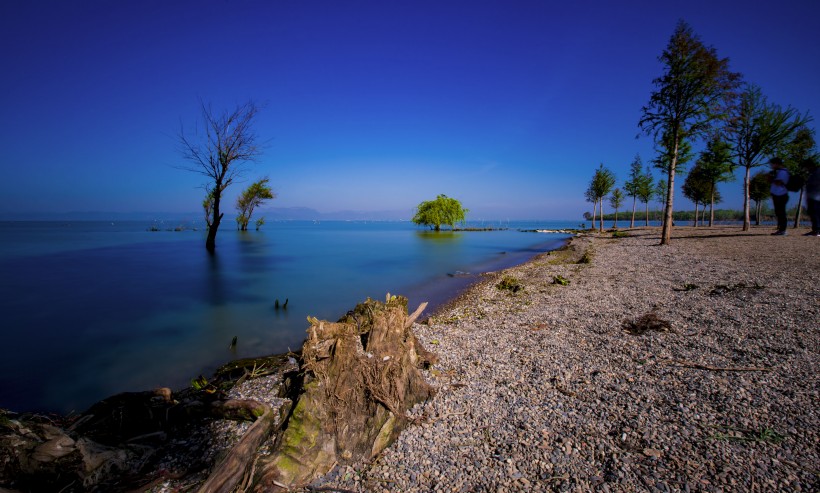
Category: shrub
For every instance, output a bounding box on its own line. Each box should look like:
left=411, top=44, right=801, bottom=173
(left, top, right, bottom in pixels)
left=552, top=275, right=570, bottom=286
left=497, top=276, right=523, bottom=293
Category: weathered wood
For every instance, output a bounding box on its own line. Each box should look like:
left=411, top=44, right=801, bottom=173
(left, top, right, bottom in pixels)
left=252, top=296, right=436, bottom=491
left=196, top=400, right=292, bottom=493
left=405, top=301, right=428, bottom=328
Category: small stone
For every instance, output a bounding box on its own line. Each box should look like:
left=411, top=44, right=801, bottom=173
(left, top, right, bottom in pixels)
left=643, top=448, right=663, bottom=458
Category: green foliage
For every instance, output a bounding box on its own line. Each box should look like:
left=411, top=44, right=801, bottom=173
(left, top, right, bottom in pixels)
left=203, top=189, right=215, bottom=229
left=497, top=276, right=523, bottom=293
left=682, top=164, right=715, bottom=209
left=709, top=425, right=786, bottom=445
left=749, top=171, right=771, bottom=203
left=412, top=194, right=468, bottom=231
left=191, top=375, right=209, bottom=391
left=724, top=84, right=812, bottom=229
left=586, top=164, right=616, bottom=232
left=639, top=20, right=740, bottom=243
left=552, top=275, right=570, bottom=286
left=624, top=156, right=654, bottom=226
left=609, top=188, right=624, bottom=226
left=609, top=188, right=624, bottom=211
left=623, top=155, right=644, bottom=199
left=612, top=230, right=629, bottom=238
left=695, top=136, right=734, bottom=226
left=236, top=177, right=275, bottom=231
left=255, top=217, right=265, bottom=230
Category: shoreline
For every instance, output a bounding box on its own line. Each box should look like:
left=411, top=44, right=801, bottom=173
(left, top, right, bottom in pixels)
left=4, top=225, right=817, bottom=491
left=309, top=225, right=820, bottom=492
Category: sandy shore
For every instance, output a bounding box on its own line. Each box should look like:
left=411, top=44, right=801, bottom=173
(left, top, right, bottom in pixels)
left=308, top=226, right=819, bottom=492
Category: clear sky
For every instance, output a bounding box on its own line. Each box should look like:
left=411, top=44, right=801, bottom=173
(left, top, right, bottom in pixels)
left=2, top=0, right=819, bottom=221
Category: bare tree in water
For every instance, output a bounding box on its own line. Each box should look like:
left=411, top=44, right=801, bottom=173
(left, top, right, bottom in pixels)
left=178, top=101, right=263, bottom=253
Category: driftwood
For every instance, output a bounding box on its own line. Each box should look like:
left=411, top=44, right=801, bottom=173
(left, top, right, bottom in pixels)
left=0, top=356, right=298, bottom=492
left=196, top=401, right=292, bottom=493
left=0, top=298, right=435, bottom=492
left=251, top=296, right=436, bottom=491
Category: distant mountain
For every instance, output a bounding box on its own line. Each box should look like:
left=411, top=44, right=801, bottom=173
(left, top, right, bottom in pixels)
left=257, top=207, right=409, bottom=221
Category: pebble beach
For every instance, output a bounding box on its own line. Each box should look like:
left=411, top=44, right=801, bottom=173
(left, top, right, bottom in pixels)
left=305, top=226, right=819, bottom=492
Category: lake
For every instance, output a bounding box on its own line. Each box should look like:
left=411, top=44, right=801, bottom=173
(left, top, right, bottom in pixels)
left=0, top=219, right=575, bottom=414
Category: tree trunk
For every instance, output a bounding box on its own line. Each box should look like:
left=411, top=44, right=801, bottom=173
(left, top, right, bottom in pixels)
left=793, top=188, right=804, bottom=228
left=630, top=197, right=636, bottom=228
left=207, top=186, right=223, bottom=253
left=709, top=188, right=715, bottom=227
left=661, top=143, right=678, bottom=245
left=599, top=199, right=604, bottom=232
left=645, top=202, right=650, bottom=226
left=742, top=166, right=752, bottom=231
left=252, top=297, right=436, bottom=491
left=613, top=210, right=618, bottom=229
left=590, top=201, right=597, bottom=230
left=693, top=202, right=699, bottom=227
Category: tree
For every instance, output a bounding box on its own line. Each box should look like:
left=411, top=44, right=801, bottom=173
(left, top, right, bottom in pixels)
left=654, top=178, right=668, bottom=216
left=609, top=188, right=624, bottom=229
left=412, top=195, right=468, bottom=231
left=623, top=155, right=645, bottom=228
left=695, top=135, right=734, bottom=226
left=585, top=185, right=598, bottom=229
left=236, top=177, right=275, bottom=231
left=202, top=189, right=215, bottom=229
left=749, top=171, right=771, bottom=225
left=724, top=84, right=812, bottom=231
left=639, top=20, right=740, bottom=244
left=780, top=126, right=818, bottom=227
left=178, top=100, right=263, bottom=252
left=587, top=164, right=616, bottom=232
left=636, top=166, right=655, bottom=226
left=682, top=165, right=713, bottom=226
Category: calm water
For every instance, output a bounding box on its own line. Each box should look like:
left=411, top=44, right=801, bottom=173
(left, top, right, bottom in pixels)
left=0, top=220, right=574, bottom=413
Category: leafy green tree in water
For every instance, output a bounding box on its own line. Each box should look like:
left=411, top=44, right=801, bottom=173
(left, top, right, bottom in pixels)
left=749, top=171, right=771, bottom=225
left=412, top=195, right=468, bottom=231
left=639, top=20, right=740, bottom=244
left=178, top=100, right=263, bottom=252
left=587, top=164, right=616, bottom=232
left=724, top=84, right=811, bottom=231
left=695, top=136, right=734, bottom=226
left=609, top=188, right=624, bottom=229
left=236, top=177, right=275, bottom=231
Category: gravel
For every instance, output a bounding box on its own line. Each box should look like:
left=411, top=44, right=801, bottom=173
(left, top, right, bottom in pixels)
left=302, top=226, right=820, bottom=492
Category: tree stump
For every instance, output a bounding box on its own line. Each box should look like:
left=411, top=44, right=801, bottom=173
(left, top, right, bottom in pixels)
left=252, top=295, right=436, bottom=491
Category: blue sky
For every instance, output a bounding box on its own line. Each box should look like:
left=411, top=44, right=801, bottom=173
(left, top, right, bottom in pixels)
left=2, top=0, right=819, bottom=221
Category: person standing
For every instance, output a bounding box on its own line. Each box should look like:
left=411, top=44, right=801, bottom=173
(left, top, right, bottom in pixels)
left=803, top=158, right=820, bottom=236
left=769, top=157, right=790, bottom=235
